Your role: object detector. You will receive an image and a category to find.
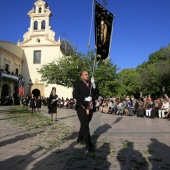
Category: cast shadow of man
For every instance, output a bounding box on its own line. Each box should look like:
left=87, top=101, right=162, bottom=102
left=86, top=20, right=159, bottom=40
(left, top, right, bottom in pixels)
left=92, top=123, right=112, bottom=146
left=92, top=117, right=123, bottom=146
left=30, top=127, right=112, bottom=169
left=25, top=117, right=124, bottom=169
left=117, top=141, right=148, bottom=170
left=148, top=138, right=170, bottom=170
left=31, top=140, right=111, bottom=170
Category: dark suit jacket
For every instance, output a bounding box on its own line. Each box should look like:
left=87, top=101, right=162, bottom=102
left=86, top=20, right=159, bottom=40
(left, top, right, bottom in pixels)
left=147, top=103, right=155, bottom=109
left=73, top=80, right=99, bottom=111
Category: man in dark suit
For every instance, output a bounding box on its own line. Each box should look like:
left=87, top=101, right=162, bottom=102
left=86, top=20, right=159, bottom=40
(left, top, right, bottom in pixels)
left=73, top=70, right=98, bottom=152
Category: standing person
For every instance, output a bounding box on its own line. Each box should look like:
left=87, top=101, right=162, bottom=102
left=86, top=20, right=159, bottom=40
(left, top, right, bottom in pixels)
left=22, top=96, right=26, bottom=108
left=48, top=87, right=59, bottom=121
left=30, top=95, right=36, bottom=114
left=36, top=95, right=42, bottom=113
left=73, top=70, right=98, bottom=152
left=25, top=95, right=30, bottom=110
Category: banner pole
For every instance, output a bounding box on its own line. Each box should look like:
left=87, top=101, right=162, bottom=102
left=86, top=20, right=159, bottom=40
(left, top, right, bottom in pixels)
left=90, top=0, right=97, bottom=97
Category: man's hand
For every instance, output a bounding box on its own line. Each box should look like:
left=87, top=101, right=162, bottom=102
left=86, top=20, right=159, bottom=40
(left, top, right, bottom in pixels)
left=91, top=77, right=96, bottom=89
left=85, top=96, right=92, bottom=102
left=91, top=77, right=95, bottom=84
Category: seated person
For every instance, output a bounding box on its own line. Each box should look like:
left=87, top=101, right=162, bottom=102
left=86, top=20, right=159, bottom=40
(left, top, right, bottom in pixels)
left=164, top=108, right=170, bottom=117
left=158, top=99, right=169, bottom=118
left=137, top=99, right=144, bottom=117
left=95, top=100, right=100, bottom=112
left=117, top=99, right=124, bottom=115
left=107, top=100, right=114, bottom=114
left=124, top=99, right=133, bottom=116
left=146, top=99, right=155, bottom=118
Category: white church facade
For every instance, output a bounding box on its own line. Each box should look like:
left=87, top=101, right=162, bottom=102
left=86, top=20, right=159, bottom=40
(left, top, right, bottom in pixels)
left=0, top=0, right=72, bottom=100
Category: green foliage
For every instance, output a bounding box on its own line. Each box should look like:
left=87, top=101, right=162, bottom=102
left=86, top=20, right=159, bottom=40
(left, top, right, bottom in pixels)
left=38, top=49, right=118, bottom=97
left=94, top=61, right=118, bottom=97
left=135, top=44, right=170, bottom=96
left=38, top=51, right=91, bottom=87
left=116, top=68, right=141, bottom=96
left=116, top=44, right=170, bottom=97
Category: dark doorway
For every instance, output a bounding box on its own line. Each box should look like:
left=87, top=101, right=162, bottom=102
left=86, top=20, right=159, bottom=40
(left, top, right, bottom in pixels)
left=32, top=89, right=40, bottom=99
left=1, top=84, right=10, bottom=97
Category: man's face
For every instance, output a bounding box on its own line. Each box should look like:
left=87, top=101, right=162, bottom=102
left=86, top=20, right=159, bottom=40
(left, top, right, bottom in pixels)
left=81, top=71, right=89, bottom=81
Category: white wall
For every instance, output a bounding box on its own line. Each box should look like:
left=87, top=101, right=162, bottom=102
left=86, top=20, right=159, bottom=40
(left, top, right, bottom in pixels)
left=21, top=43, right=73, bottom=98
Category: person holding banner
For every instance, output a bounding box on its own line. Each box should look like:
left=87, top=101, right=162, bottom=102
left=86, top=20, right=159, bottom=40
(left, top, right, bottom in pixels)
left=73, top=70, right=98, bottom=152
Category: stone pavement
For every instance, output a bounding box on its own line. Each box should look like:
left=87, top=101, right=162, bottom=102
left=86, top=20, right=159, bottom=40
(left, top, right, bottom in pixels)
left=0, top=106, right=170, bottom=170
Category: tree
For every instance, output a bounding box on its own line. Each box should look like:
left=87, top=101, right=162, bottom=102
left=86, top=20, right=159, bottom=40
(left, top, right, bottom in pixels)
left=38, top=49, right=118, bottom=97
left=37, top=51, right=91, bottom=87
left=135, top=44, right=170, bottom=96
left=116, top=68, right=141, bottom=97
left=94, top=61, right=118, bottom=97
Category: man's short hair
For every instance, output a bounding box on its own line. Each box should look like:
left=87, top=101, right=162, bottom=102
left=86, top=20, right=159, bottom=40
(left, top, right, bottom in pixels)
left=80, top=70, right=88, bottom=77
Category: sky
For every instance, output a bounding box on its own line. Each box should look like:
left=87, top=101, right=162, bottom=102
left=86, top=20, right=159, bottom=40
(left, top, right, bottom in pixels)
left=0, top=0, right=170, bottom=70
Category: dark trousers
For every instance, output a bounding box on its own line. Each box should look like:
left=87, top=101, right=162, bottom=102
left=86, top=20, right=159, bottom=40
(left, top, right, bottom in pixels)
left=77, top=106, right=93, bottom=147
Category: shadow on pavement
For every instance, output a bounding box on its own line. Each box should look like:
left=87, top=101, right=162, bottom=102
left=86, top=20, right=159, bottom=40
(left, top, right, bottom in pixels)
left=92, top=123, right=112, bottom=146
left=58, top=115, right=77, bottom=120
left=92, top=117, right=123, bottom=146
left=31, top=140, right=111, bottom=169
left=0, top=130, right=44, bottom=147
left=113, top=117, right=123, bottom=125
left=0, top=117, right=18, bottom=120
left=148, top=138, right=170, bottom=169
left=0, top=147, right=43, bottom=170
left=117, top=140, right=148, bottom=170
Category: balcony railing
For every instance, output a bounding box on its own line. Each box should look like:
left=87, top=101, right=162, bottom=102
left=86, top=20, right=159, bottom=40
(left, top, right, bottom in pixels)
left=0, top=71, right=25, bottom=82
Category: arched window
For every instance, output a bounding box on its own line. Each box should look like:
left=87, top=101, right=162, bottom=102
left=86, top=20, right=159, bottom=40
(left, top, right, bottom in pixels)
left=39, top=7, right=42, bottom=13
left=41, top=20, right=46, bottom=30
left=34, top=21, right=38, bottom=30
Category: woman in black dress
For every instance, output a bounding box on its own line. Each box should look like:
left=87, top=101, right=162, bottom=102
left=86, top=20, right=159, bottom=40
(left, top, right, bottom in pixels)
left=48, top=87, right=59, bottom=121
left=36, top=95, right=42, bottom=113
left=30, top=95, right=36, bottom=114
left=25, top=95, right=30, bottom=110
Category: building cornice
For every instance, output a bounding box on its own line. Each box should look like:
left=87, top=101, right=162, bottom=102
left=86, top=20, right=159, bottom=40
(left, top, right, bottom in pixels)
left=0, top=47, right=23, bottom=63
left=19, top=44, right=60, bottom=48
left=19, top=36, right=60, bottom=47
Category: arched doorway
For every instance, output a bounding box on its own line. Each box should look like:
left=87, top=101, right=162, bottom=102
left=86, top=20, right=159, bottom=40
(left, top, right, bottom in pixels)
left=1, top=84, right=10, bottom=98
left=32, top=89, right=40, bottom=99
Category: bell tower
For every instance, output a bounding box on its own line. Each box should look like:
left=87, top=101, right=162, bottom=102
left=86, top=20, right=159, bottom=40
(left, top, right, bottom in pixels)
left=18, top=0, right=72, bottom=99
left=20, top=0, right=56, bottom=43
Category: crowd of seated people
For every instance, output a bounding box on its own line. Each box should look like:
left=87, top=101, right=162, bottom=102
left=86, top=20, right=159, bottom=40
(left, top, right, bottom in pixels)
left=95, top=94, right=170, bottom=120
left=57, top=98, right=76, bottom=109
